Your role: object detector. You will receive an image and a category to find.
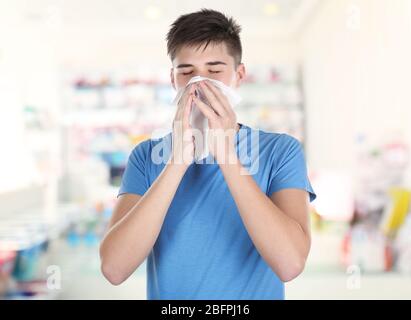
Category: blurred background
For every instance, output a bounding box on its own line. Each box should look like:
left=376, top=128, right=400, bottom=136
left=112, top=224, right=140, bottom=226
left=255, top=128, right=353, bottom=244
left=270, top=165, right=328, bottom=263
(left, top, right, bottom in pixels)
left=1, top=0, right=411, bottom=300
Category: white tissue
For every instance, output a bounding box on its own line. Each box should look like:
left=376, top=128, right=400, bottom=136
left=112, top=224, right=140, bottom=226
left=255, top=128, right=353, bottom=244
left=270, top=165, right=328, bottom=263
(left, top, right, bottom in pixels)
left=172, top=76, right=242, bottom=161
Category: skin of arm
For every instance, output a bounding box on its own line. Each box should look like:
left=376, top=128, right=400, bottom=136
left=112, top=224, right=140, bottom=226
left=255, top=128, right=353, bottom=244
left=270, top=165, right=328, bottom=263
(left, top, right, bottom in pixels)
left=219, top=160, right=311, bottom=282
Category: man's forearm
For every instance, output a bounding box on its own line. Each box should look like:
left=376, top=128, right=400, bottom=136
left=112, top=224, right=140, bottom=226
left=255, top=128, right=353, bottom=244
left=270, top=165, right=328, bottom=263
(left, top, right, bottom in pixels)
left=100, top=161, right=188, bottom=285
left=219, top=157, right=310, bottom=282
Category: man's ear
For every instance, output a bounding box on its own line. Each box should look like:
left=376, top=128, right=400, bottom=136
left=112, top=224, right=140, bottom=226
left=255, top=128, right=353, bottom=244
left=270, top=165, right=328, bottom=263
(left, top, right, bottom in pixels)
left=170, top=67, right=176, bottom=90
left=235, top=63, right=246, bottom=88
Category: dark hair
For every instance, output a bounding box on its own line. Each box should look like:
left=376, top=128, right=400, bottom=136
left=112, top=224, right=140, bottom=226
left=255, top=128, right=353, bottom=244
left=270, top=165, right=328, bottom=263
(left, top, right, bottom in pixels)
left=166, top=8, right=242, bottom=67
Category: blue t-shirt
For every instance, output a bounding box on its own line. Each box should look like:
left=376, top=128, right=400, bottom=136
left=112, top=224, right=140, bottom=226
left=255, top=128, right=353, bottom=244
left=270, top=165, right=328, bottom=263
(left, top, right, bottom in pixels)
left=118, top=123, right=316, bottom=300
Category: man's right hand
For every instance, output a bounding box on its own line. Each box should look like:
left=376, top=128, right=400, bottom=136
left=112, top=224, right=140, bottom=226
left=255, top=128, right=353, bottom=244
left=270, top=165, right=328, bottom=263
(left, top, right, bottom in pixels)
left=170, top=83, right=196, bottom=167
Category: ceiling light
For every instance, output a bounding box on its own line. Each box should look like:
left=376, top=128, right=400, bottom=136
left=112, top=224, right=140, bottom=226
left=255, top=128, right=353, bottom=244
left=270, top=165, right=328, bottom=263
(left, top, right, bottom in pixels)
left=263, top=2, right=279, bottom=17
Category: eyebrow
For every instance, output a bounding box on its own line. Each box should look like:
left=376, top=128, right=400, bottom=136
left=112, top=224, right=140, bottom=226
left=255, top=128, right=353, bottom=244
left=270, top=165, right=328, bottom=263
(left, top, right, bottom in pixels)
left=176, top=61, right=227, bottom=68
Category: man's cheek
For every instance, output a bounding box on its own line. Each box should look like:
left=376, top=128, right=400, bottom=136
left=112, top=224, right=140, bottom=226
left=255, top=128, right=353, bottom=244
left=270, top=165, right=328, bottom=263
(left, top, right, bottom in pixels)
left=214, top=73, right=233, bottom=86
left=176, top=77, right=189, bottom=89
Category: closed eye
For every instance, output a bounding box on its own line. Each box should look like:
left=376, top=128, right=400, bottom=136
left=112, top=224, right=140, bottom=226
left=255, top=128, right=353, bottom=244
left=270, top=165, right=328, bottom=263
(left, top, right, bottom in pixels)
left=181, top=71, right=222, bottom=75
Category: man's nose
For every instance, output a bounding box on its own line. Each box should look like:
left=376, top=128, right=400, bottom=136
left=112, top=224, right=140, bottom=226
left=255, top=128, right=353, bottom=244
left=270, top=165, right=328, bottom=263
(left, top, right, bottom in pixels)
left=184, top=74, right=207, bottom=88
left=197, top=71, right=208, bottom=78
left=190, top=69, right=210, bottom=79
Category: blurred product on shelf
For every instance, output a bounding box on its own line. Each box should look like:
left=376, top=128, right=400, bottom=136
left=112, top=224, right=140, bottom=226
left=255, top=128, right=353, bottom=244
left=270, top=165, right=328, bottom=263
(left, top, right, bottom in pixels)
left=342, top=224, right=394, bottom=272
left=0, top=217, right=50, bottom=299
left=12, top=239, right=47, bottom=282
left=0, top=251, right=16, bottom=296
left=236, top=64, right=304, bottom=141
left=341, top=136, right=411, bottom=273
left=100, top=150, right=128, bottom=186
left=380, top=188, right=410, bottom=237
left=64, top=200, right=113, bottom=248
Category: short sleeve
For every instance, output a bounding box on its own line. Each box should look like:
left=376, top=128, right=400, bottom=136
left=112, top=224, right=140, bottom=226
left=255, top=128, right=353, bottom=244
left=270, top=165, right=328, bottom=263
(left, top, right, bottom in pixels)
left=118, top=140, right=151, bottom=197
left=267, top=135, right=317, bottom=202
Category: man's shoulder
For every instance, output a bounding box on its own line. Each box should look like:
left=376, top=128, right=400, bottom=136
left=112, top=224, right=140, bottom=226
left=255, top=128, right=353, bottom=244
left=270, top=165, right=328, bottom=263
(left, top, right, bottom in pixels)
left=132, top=131, right=172, bottom=152
left=130, top=131, right=172, bottom=167
left=243, top=124, right=298, bottom=148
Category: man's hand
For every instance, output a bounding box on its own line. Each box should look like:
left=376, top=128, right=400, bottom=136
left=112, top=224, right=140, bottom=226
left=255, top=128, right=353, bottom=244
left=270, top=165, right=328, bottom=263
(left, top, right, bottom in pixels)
left=170, top=83, right=196, bottom=167
left=192, top=80, right=238, bottom=164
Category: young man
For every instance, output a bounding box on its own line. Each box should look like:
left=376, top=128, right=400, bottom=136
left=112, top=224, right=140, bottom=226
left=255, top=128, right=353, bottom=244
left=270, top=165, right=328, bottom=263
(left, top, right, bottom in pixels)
left=99, top=9, right=316, bottom=300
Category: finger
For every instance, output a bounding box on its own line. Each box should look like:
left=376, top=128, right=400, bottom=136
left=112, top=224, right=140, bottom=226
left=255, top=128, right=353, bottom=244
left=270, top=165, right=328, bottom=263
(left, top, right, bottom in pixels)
left=186, top=82, right=197, bottom=97
left=197, top=81, right=227, bottom=117
left=192, top=94, right=218, bottom=122
left=183, top=93, right=193, bottom=129
left=186, top=82, right=196, bottom=98
left=175, top=84, right=196, bottom=120
left=203, top=80, right=234, bottom=115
